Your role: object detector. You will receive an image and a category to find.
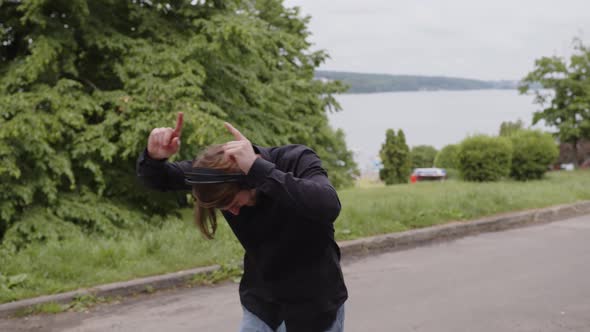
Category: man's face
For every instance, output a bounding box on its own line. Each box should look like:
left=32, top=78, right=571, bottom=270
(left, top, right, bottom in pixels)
left=221, top=189, right=256, bottom=216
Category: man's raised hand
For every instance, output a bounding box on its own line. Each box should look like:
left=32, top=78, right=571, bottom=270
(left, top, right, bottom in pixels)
left=223, top=122, right=258, bottom=174
left=147, top=112, right=183, bottom=160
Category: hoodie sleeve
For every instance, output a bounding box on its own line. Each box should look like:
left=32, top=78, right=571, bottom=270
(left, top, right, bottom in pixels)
left=245, top=146, right=341, bottom=223
left=136, top=148, right=193, bottom=192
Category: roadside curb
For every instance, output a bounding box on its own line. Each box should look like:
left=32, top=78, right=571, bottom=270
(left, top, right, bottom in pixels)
left=0, top=265, right=219, bottom=318
left=1, top=201, right=589, bottom=318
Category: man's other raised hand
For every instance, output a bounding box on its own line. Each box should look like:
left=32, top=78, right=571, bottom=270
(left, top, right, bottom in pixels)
left=147, top=112, right=183, bottom=160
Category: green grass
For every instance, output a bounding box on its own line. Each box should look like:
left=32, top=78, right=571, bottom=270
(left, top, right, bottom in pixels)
left=1, top=170, right=589, bottom=305
left=336, top=170, right=590, bottom=240
left=0, top=213, right=245, bottom=304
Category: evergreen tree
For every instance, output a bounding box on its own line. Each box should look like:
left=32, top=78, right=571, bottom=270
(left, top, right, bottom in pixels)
left=379, top=129, right=410, bottom=185
left=0, top=0, right=357, bottom=247
left=379, top=129, right=397, bottom=185
left=395, top=129, right=412, bottom=182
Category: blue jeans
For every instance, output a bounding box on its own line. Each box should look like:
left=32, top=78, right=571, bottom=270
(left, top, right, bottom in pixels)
left=238, top=304, right=345, bottom=332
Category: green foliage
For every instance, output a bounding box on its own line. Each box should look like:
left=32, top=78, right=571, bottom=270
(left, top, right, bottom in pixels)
left=0, top=212, right=244, bottom=304
left=0, top=0, right=356, bottom=247
left=519, top=39, right=590, bottom=166
left=509, top=130, right=559, bottom=181
left=458, top=135, right=513, bottom=182
left=0, top=272, right=27, bottom=293
left=379, top=129, right=411, bottom=185
left=410, top=145, right=438, bottom=168
left=379, top=129, right=397, bottom=185
left=312, top=128, right=359, bottom=188
left=499, top=119, right=525, bottom=137
left=395, top=130, right=412, bottom=182
left=442, top=168, right=461, bottom=180
left=434, top=144, right=459, bottom=169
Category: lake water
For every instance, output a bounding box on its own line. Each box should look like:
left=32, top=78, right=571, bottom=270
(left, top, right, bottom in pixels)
left=327, top=89, right=547, bottom=174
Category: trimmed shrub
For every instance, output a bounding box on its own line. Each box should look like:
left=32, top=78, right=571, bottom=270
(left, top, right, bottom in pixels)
left=434, top=144, right=460, bottom=169
left=458, top=135, right=512, bottom=182
left=510, top=130, right=559, bottom=180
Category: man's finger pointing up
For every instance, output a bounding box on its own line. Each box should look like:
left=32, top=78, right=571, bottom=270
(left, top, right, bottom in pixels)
left=173, top=112, right=184, bottom=136
left=224, top=122, right=247, bottom=141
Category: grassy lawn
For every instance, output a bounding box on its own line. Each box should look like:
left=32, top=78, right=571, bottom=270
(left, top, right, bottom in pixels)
left=1, top=170, right=589, bottom=304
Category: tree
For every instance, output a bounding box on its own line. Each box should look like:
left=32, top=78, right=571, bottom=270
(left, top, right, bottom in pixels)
left=0, top=0, right=357, bottom=247
left=499, top=119, right=525, bottom=137
left=313, top=128, right=359, bottom=188
left=379, top=129, right=411, bottom=185
left=410, top=145, right=438, bottom=168
left=519, top=39, right=590, bottom=167
left=379, top=129, right=397, bottom=185
left=395, top=130, right=412, bottom=182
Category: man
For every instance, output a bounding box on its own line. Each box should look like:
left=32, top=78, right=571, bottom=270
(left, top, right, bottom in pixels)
left=136, top=112, right=347, bottom=331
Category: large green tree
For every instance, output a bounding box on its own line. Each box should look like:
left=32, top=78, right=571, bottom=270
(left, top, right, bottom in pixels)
left=519, top=39, right=590, bottom=166
left=0, top=0, right=357, bottom=247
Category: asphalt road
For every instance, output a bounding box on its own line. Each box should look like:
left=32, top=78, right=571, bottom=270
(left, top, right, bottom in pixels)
left=2, top=214, right=590, bottom=332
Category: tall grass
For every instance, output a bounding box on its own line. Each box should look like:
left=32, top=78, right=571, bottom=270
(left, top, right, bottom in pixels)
left=1, top=170, right=589, bottom=304
left=0, top=214, right=244, bottom=304
left=336, top=170, right=590, bottom=239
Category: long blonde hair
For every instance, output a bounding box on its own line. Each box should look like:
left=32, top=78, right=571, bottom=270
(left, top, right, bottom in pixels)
left=191, top=145, right=241, bottom=239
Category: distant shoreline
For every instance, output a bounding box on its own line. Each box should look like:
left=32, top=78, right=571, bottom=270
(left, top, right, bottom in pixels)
left=316, top=70, right=519, bottom=94
left=336, top=88, right=517, bottom=95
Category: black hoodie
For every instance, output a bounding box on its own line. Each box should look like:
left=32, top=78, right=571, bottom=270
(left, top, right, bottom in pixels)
left=136, top=144, right=348, bottom=331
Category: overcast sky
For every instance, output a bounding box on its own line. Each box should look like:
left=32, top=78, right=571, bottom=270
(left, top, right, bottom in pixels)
left=284, top=0, right=590, bottom=80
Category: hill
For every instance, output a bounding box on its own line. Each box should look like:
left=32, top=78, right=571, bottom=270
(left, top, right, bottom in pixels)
left=315, top=70, right=517, bottom=94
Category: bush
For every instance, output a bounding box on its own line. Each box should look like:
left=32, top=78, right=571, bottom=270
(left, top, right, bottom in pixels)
left=443, top=168, right=461, bottom=180
left=458, top=135, right=512, bottom=182
left=434, top=144, right=460, bottom=169
left=509, top=130, right=558, bottom=180
left=410, top=145, right=438, bottom=168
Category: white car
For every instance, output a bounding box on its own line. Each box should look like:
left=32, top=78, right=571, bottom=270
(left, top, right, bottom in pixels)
left=412, top=168, right=447, bottom=181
